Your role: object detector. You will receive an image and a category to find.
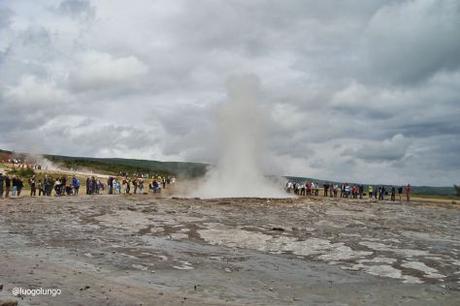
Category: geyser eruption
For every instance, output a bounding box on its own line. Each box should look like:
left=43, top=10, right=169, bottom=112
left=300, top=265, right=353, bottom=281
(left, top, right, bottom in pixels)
left=195, top=74, right=286, bottom=198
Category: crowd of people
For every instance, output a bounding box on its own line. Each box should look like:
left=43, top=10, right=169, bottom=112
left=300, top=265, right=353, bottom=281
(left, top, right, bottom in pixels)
left=1, top=157, right=43, bottom=170
left=0, top=171, right=175, bottom=198
left=0, top=169, right=413, bottom=202
left=0, top=174, right=25, bottom=198
left=285, top=181, right=412, bottom=201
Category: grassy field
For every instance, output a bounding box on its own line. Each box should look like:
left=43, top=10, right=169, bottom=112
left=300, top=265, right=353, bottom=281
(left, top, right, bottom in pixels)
left=412, top=193, right=459, bottom=201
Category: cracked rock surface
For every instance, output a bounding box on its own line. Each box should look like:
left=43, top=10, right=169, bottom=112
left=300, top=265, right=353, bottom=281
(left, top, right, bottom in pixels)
left=0, top=195, right=459, bottom=305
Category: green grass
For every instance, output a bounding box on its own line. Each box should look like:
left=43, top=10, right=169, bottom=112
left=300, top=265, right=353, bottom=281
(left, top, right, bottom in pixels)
left=412, top=193, right=460, bottom=200
left=1, top=148, right=207, bottom=179
left=44, top=154, right=207, bottom=178
left=6, top=167, right=35, bottom=178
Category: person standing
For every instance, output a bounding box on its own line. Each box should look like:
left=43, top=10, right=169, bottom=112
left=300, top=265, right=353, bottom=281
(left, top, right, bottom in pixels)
left=107, top=177, right=113, bottom=195
left=44, top=175, right=52, bottom=196
left=72, top=176, right=80, bottom=195
left=138, top=177, right=144, bottom=193
left=379, top=186, right=386, bottom=201
left=345, top=184, right=351, bottom=198
left=123, top=177, right=128, bottom=194
left=12, top=176, right=18, bottom=197
left=91, top=177, right=97, bottom=194
left=307, top=181, right=312, bottom=196
left=152, top=179, right=160, bottom=193
left=112, top=178, right=118, bottom=194
left=61, top=176, right=67, bottom=195
left=86, top=177, right=90, bottom=195
left=398, top=186, right=403, bottom=201
left=124, top=177, right=131, bottom=194
left=29, top=175, right=37, bottom=196
left=37, top=180, right=44, bottom=196
left=17, top=178, right=23, bottom=196
left=4, top=175, right=11, bottom=198
left=391, top=186, right=396, bottom=202
left=405, top=184, right=411, bottom=202
left=54, top=178, right=62, bottom=196
left=77, top=178, right=81, bottom=195
left=0, top=172, right=4, bottom=198
left=133, top=178, right=138, bottom=194
left=116, top=179, right=121, bottom=194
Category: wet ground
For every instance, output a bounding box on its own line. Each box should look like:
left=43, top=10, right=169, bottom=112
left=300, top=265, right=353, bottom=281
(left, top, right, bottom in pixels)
left=0, top=195, right=459, bottom=305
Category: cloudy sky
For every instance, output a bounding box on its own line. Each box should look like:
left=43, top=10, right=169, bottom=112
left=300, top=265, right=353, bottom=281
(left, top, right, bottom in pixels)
left=0, top=0, right=459, bottom=186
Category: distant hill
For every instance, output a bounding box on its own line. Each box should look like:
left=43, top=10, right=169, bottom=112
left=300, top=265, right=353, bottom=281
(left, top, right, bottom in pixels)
left=45, top=154, right=208, bottom=178
left=0, top=149, right=208, bottom=178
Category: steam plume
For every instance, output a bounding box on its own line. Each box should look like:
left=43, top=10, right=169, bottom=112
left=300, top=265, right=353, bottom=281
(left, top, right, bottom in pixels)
left=194, top=74, right=285, bottom=198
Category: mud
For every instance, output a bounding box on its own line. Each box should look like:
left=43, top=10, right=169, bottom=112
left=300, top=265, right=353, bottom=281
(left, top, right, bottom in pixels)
left=0, top=195, right=459, bottom=305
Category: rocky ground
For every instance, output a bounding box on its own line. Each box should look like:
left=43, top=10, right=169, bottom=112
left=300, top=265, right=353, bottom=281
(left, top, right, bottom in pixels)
left=0, top=194, right=459, bottom=305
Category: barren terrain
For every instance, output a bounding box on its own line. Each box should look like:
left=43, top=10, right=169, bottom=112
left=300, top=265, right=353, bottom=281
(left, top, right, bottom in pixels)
left=1, top=195, right=459, bottom=305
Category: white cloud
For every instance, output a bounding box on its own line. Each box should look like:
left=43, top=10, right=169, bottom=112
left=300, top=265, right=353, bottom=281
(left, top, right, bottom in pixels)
left=69, top=51, right=148, bottom=92
left=363, top=0, right=460, bottom=84
left=4, top=75, right=69, bottom=107
left=342, top=134, right=411, bottom=162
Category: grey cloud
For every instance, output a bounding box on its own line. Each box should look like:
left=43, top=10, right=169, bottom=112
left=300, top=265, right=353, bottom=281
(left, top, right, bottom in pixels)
left=68, top=51, right=149, bottom=93
left=153, top=100, right=218, bottom=162
left=395, top=118, right=460, bottom=138
left=0, top=26, right=55, bottom=83
left=65, top=125, right=153, bottom=151
left=155, top=103, right=214, bottom=136
left=58, top=0, right=95, bottom=19
left=0, top=0, right=459, bottom=186
left=0, top=75, right=72, bottom=135
left=268, top=135, right=314, bottom=160
left=363, top=0, right=460, bottom=85
left=0, top=7, right=13, bottom=29
left=4, top=115, right=161, bottom=159
left=341, top=134, right=411, bottom=162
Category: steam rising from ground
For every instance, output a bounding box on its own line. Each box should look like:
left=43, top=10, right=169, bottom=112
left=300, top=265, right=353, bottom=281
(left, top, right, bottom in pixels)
left=194, top=75, right=286, bottom=198
left=32, top=155, right=60, bottom=171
